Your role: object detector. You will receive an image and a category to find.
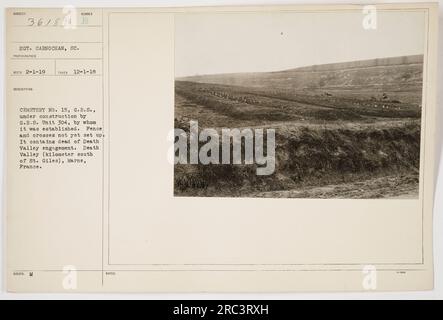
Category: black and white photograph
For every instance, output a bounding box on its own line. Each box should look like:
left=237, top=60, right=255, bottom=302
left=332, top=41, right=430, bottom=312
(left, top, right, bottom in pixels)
left=174, top=10, right=425, bottom=198
left=2, top=2, right=440, bottom=296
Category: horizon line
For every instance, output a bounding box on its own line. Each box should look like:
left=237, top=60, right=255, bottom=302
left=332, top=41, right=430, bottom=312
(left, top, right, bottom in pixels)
left=176, top=53, right=424, bottom=79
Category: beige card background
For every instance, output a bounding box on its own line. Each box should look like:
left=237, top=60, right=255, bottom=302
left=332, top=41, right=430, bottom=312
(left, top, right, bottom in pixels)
left=6, top=3, right=438, bottom=292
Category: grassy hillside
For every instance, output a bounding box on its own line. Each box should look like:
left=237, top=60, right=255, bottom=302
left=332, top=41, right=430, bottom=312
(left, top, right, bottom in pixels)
left=178, top=55, right=423, bottom=105
left=174, top=120, right=420, bottom=197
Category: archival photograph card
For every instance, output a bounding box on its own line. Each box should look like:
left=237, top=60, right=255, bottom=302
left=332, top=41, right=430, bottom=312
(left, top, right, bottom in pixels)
left=5, top=3, right=438, bottom=292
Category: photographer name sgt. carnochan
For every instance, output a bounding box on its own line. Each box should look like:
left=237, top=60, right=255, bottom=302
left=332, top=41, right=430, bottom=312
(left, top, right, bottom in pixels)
left=170, top=120, right=276, bottom=175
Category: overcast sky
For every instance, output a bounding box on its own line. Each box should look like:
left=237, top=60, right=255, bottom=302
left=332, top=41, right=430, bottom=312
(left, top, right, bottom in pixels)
left=175, top=10, right=426, bottom=77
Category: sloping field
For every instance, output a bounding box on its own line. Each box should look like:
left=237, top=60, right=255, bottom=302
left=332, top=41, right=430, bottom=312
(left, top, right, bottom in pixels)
left=174, top=55, right=423, bottom=198
left=175, top=80, right=420, bottom=128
